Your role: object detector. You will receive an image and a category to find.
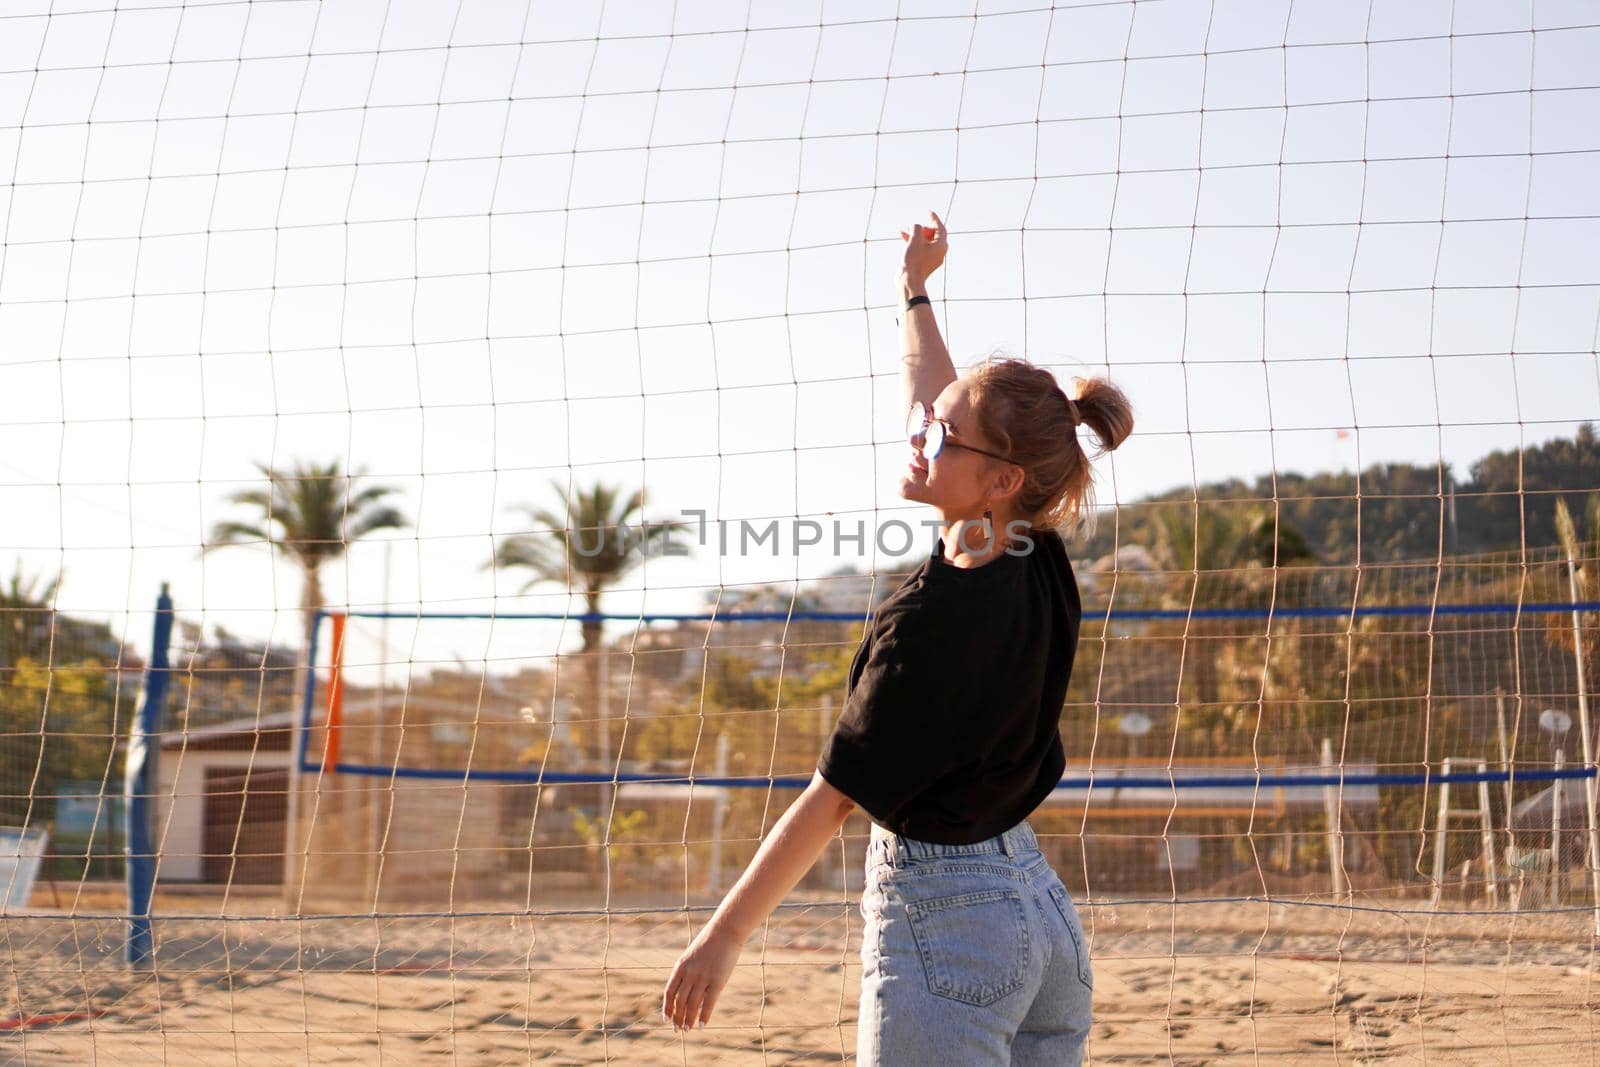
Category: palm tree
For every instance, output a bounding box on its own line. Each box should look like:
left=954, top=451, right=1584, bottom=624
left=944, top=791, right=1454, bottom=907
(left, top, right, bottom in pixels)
left=1152, top=503, right=1319, bottom=578
left=205, top=460, right=407, bottom=655
left=2, top=564, right=62, bottom=663
left=2, top=565, right=60, bottom=604
left=490, top=480, right=688, bottom=764
left=1150, top=503, right=1319, bottom=724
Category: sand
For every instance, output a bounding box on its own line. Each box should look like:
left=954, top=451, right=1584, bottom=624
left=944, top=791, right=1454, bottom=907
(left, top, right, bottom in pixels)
left=3, top=892, right=1596, bottom=1064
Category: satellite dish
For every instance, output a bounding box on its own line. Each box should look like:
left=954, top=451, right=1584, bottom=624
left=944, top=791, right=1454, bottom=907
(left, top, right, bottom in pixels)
left=1118, top=712, right=1153, bottom=737
left=1539, top=708, right=1573, bottom=735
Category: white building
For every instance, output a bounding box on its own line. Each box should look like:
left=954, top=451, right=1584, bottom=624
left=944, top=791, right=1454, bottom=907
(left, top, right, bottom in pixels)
left=153, top=712, right=294, bottom=884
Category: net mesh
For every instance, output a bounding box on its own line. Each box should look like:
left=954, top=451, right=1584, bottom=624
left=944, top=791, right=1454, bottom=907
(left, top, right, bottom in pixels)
left=3, top=0, right=1599, bottom=1061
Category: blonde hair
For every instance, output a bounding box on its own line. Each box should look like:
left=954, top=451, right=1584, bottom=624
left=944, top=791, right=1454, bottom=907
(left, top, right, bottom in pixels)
left=966, top=357, right=1134, bottom=535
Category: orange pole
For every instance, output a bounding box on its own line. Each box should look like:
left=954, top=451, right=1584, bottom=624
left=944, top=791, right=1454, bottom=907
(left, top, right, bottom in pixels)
left=321, top=612, right=347, bottom=771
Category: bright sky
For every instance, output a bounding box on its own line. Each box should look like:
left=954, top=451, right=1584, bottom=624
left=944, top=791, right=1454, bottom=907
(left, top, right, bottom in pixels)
left=1, top=0, right=1597, bottom=671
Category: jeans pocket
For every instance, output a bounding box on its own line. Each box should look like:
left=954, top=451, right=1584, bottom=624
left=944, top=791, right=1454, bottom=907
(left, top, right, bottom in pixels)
left=1048, top=884, right=1093, bottom=991
left=904, top=888, right=1029, bottom=1007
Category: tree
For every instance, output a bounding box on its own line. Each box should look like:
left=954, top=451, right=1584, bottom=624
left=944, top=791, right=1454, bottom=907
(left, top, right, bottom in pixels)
left=2, top=565, right=61, bottom=664
left=1150, top=502, right=1319, bottom=578
left=204, top=460, right=407, bottom=655
left=1083, top=423, right=1600, bottom=567
left=1148, top=502, right=1320, bottom=723
left=1549, top=494, right=1600, bottom=695
left=0, top=564, right=128, bottom=842
left=490, top=480, right=688, bottom=765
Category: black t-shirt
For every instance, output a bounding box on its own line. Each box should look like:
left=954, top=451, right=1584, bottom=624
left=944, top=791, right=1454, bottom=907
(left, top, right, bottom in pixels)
left=817, top=526, right=1082, bottom=844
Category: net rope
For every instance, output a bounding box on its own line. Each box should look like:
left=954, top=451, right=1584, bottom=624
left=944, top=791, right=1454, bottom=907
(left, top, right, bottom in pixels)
left=2, top=0, right=1599, bottom=1060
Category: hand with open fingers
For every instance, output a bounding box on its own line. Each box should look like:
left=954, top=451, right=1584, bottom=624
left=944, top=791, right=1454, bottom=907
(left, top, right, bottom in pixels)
left=898, top=209, right=949, bottom=288
left=662, top=922, right=742, bottom=1033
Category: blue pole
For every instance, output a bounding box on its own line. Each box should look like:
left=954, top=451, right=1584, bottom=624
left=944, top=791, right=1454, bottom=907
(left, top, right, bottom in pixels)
left=125, top=584, right=173, bottom=968
left=298, top=610, right=323, bottom=765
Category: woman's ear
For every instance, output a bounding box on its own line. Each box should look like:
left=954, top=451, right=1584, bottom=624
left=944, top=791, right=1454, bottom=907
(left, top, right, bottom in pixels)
left=993, top=465, right=1025, bottom=503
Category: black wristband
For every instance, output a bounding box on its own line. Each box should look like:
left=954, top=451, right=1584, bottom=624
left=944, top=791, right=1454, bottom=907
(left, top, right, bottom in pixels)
left=905, top=294, right=932, bottom=311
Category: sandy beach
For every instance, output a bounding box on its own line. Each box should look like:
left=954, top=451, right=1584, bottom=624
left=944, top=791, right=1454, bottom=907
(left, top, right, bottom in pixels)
left=3, top=889, right=1595, bottom=1065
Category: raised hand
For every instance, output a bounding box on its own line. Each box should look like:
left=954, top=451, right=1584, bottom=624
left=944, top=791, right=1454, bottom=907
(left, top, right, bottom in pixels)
left=899, top=209, right=949, bottom=291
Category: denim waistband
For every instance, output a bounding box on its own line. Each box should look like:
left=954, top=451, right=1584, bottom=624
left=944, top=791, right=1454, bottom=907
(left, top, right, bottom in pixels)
left=868, top=820, right=1038, bottom=867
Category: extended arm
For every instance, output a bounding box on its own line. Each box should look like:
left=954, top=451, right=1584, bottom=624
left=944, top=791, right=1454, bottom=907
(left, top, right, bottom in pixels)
left=662, top=771, right=857, bottom=1031
left=900, top=210, right=958, bottom=414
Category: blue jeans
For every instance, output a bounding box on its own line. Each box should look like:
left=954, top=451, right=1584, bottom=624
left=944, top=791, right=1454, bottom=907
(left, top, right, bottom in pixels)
left=857, top=820, right=1092, bottom=1066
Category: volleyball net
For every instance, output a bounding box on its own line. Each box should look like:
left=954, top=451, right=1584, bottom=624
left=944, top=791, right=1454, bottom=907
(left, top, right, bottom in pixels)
left=4, top=0, right=1600, bottom=1060
left=283, top=557, right=1600, bottom=915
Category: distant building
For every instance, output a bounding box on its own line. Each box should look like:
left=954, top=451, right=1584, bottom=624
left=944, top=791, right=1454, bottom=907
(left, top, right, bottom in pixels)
left=155, top=711, right=294, bottom=884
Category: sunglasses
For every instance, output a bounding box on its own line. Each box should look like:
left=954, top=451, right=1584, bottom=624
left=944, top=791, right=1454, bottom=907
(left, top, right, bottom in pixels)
left=906, top=400, right=1016, bottom=465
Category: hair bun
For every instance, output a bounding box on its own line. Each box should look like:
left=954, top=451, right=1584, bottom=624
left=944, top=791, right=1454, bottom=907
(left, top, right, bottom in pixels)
left=1075, top=376, right=1134, bottom=454
left=1064, top=394, right=1082, bottom=427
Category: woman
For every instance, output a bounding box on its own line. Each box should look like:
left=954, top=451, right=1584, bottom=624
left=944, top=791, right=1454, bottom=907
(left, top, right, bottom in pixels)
left=662, top=211, right=1133, bottom=1065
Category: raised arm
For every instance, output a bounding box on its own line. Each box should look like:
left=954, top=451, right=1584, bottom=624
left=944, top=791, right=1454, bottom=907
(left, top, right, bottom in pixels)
left=661, top=771, right=857, bottom=1031
left=899, top=210, right=958, bottom=414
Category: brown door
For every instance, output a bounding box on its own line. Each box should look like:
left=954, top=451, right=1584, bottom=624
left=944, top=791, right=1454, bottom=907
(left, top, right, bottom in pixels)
left=203, top=766, right=288, bottom=884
